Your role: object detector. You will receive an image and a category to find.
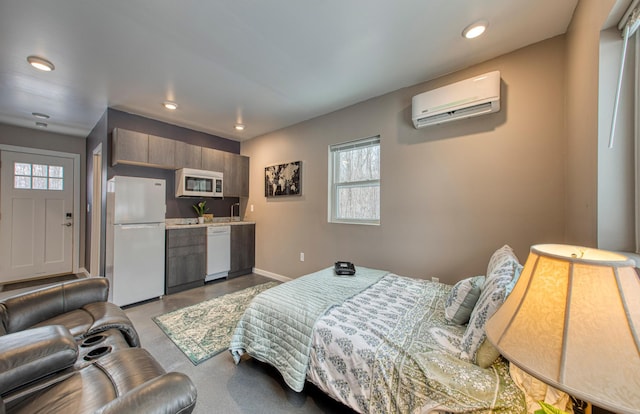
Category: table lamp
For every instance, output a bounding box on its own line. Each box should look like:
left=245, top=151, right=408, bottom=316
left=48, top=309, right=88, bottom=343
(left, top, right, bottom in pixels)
left=485, top=244, right=640, bottom=414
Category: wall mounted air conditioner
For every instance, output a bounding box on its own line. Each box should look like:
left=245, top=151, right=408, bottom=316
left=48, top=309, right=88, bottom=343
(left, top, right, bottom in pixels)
left=412, top=71, right=501, bottom=129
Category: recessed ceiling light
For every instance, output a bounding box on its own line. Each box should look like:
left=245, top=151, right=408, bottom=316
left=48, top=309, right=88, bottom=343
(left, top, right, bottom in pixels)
left=27, top=55, right=55, bottom=72
left=35, top=122, right=48, bottom=128
left=32, top=112, right=50, bottom=119
left=234, top=124, right=245, bottom=131
left=462, top=20, right=488, bottom=39
left=163, top=101, right=178, bottom=110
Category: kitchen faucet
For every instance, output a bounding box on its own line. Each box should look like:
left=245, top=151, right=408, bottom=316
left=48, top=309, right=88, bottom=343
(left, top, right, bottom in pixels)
left=230, top=203, right=240, bottom=221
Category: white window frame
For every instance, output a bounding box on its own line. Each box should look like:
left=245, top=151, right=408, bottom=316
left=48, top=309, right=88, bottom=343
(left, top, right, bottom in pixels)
left=635, top=29, right=640, bottom=253
left=607, top=2, right=640, bottom=253
left=328, top=136, right=381, bottom=225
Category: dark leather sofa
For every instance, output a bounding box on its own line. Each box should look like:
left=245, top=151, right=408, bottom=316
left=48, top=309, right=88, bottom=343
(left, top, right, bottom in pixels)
left=0, top=278, right=197, bottom=414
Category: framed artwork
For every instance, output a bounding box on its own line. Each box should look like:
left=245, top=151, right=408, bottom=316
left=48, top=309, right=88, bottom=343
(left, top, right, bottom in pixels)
left=265, top=161, right=301, bottom=197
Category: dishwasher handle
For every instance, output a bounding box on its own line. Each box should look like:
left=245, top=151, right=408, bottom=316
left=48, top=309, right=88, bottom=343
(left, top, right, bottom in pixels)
left=207, top=225, right=231, bottom=235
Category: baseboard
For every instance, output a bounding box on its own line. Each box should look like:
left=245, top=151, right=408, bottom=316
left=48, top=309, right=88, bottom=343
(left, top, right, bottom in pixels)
left=253, top=268, right=292, bottom=282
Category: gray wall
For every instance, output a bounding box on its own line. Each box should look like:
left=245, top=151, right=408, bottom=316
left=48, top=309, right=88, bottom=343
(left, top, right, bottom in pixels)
left=241, top=36, right=568, bottom=284
left=0, top=123, right=87, bottom=270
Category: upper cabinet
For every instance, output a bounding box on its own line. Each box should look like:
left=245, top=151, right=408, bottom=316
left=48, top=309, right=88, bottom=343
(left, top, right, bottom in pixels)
left=175, top=141, right=202, bottom=169
left=224, top=152, right=249, bottom=197
left=113, top=128, right=176, bottom=168
left=201, top=147, right=224, bottom=172
left=112, top=128, right=148, bottom=166
left=111, top=128, right=249, bottom=197
left=148, top=135, right=175, bottom=168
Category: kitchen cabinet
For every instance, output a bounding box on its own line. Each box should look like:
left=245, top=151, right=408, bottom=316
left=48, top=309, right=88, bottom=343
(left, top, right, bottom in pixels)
left=113, top=129, right=176, bottom=169
left=224, top=153, right=249, bottom=197
left=148, top=134, right=175, bottom=168
left=112, top=128, right=148, bottom=166
left=201, top=147, right=224, bottom=172
left=112, top=129, right=250, bottom=194
left=175, top=141, right=202, bottom=169
left=166, top=227, right=206, bottom=294
left=229, top=223, right=255, bottom=278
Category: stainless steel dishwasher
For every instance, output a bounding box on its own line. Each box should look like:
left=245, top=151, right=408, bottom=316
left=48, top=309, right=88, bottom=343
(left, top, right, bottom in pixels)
left=206, top=225, right=231, bottom=281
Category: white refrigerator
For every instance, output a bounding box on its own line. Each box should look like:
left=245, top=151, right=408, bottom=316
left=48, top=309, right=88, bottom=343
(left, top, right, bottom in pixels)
left=105, top=176, right=166, bottom=306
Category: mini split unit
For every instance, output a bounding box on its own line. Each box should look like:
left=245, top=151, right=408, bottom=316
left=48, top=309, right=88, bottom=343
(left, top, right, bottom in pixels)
left=411, top=71, right=501, bottom=128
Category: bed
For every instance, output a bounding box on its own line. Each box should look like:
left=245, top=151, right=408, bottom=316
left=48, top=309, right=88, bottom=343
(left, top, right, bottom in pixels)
left=229, top=246, right=527, bottom=413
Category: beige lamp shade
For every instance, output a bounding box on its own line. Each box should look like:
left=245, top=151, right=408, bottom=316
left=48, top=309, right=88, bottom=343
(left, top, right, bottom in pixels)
left=485, top=244, right=640, bottom=414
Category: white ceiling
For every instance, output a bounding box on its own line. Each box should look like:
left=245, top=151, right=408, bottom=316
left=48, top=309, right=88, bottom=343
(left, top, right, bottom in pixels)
left=0, top=0, right=580, bottom=141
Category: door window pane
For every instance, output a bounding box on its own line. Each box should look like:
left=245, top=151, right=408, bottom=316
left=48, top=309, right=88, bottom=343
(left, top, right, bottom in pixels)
left=13, top=162, right=64, bottom=191
left=32, top=164, right=48, bottom=177
left=49, top=165, right=63, bottom=178
left=14, top=176, right=31, bottom=189
left=49, top=178, right=63, bottom=190
left=32, top=177, right=47, bottom=189
left=14, top=163, right=31, bottom=176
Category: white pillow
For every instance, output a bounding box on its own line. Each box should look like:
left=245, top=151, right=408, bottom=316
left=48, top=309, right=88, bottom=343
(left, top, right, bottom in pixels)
left=460, top=245, right=520, bottom=364
left=444, top=275, right=485, bottom=325
left=485, top=244, right=520, bottom=279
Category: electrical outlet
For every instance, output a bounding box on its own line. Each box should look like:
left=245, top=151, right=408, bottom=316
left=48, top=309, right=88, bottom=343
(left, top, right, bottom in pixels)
left=300, top=252, right=305, bottom=262
left=431, top=277, right=439, bottom=283
left=250, top=204, right=254, bottom=212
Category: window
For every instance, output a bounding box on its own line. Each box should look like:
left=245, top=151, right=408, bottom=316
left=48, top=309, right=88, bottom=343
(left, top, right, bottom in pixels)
left=14, top=162, right=64, bottom=191
left=328, top=136, right=380, bottom=225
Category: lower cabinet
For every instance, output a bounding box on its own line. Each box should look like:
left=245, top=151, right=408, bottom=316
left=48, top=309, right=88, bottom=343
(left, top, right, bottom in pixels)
left=166, top=227, right=206, bottom=294
left=229, top=224, right=255, bottom=278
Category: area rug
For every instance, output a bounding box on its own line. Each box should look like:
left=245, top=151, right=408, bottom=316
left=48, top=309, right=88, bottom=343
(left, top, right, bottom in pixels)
left=153, top=281, right=279, bottom=365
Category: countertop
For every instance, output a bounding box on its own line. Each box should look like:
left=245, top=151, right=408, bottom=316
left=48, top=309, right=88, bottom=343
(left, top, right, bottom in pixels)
left=165, top=218, right=255, bottom=230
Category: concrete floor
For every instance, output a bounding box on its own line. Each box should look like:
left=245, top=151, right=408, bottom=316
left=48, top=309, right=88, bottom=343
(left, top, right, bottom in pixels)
left=124, top=274, right=356, bottom=414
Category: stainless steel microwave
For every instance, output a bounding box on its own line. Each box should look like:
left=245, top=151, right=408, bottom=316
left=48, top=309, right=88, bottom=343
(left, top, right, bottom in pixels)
left=175, top=168, right=223, bottom=198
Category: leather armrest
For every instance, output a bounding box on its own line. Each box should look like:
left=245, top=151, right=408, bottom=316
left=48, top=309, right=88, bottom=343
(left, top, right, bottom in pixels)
left=94, top=372, right=197, bottom=414
left=81, top=302, right=140, bottom=347
left=0, top=278, right=109, bottom=333
left=0, top=325, right=78, bottom=395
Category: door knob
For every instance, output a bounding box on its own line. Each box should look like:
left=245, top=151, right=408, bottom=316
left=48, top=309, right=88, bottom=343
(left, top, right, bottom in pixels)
left=62, top=222, right=72, bottom=227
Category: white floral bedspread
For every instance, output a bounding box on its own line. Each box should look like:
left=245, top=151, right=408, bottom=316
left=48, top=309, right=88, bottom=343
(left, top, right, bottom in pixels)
left=307, top=274, right=526, bottom=414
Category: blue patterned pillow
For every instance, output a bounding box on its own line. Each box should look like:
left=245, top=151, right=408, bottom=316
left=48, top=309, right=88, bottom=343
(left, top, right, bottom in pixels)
left=444, top=276, right=485, bottom=325
left=459, top=245, right=520, bottom=364
left=505, top=263, right=524, bottom=296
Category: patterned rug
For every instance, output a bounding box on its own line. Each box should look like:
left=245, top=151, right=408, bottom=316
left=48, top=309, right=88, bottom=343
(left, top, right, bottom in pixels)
left=153, top=281, right=279, bottom=365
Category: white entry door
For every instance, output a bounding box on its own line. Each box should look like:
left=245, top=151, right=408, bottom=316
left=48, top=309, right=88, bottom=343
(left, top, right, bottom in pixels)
left=0, top=150, right=75, bottom=283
